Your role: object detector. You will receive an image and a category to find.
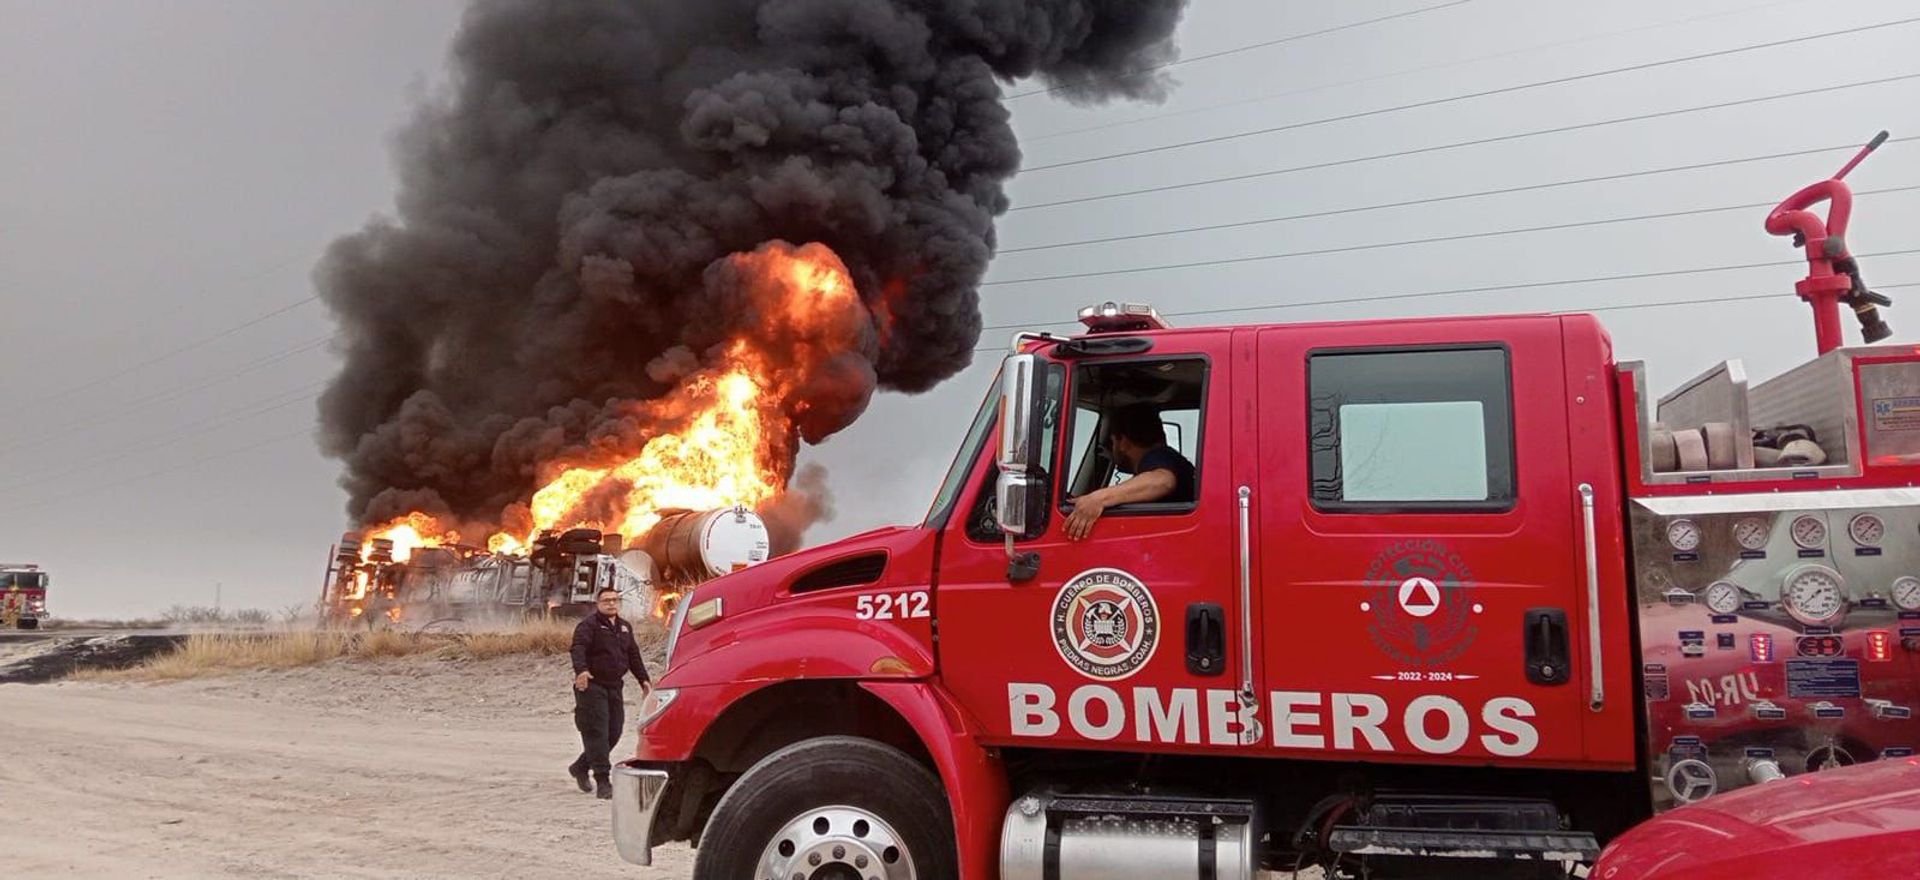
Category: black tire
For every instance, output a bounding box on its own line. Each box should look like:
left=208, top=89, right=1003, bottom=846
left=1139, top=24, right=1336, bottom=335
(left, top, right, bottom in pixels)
left=693, top=736, right=956, bottom=880
left=18, top=618, right=38, bottom=630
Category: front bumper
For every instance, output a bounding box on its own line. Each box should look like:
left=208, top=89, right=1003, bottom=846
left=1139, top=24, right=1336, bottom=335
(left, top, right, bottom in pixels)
left=611, top=761, right=670, bottom=866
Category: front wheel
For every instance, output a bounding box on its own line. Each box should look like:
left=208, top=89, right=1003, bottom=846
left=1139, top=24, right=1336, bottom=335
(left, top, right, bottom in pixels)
left=693, top=736, right=956, bottom=880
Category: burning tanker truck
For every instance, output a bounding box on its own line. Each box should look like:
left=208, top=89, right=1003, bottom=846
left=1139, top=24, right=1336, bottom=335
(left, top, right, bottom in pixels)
left=321, top=508, right=770, bottom=625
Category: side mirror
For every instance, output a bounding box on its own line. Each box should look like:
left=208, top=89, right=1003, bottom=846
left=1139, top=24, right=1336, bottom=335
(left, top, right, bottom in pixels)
left=994, top=470, right=1047, bottom=540
left=998, top=354, right=1044, bottom=473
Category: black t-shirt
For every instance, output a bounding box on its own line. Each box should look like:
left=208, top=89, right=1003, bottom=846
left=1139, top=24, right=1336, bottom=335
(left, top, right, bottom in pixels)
left=1132, top=445, right=1196, bottom=504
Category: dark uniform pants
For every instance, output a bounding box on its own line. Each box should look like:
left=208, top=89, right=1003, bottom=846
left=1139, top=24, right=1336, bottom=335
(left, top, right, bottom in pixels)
left=571, top=682, right=625, bottom=780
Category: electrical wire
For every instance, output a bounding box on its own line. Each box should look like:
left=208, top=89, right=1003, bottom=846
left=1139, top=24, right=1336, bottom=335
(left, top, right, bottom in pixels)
left=1007, top=0, right=1476, bottom=101
left=973, top=248, right=1920, bottom=338
left=986, top=185, right=1920, bottom=287
left=0, top=334, right=335, bottom=458
left=9, top=294, right=318, bottom=412
left=1011, top=71, right=1920, bottom=212
left=12, top=427, right=314, bottom=513
left=1022, top=14, right=1920, bottom=173
left=1000, top=138, right=1918, bottom=254
left=1022, top=0, right=1807, bottom=144
left=0, top=381, right=325, bottom=493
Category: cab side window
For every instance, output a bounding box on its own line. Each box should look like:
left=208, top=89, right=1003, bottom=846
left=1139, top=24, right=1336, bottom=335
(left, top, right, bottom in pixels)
left=1308, top=346, right=1515, bottom=511
left=1061, top=358, right=1207, bottom=511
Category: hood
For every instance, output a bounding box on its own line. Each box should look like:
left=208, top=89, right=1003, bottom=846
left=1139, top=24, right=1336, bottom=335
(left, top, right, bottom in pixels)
left=1596, top=758, right=1920, bottom=878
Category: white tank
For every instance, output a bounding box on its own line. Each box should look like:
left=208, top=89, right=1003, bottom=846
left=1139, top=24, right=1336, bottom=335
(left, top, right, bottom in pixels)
left=644, top=507, right=771, bottom=579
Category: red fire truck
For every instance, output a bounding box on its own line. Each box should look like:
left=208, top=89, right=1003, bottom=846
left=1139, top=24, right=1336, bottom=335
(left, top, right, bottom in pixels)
left=1, top=563, right=49, bottom=630
left=610, top=136, right=1920, bottom=878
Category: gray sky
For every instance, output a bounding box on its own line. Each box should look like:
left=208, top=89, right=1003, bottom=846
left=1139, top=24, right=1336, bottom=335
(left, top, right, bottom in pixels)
left=3, top=0, right=1915, bottom=618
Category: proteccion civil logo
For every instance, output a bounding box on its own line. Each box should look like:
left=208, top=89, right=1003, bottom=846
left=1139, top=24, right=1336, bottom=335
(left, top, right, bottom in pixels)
left=1051, top=567, right=1160, bottom=681
left=1364, top=539, right=1478, bottom=668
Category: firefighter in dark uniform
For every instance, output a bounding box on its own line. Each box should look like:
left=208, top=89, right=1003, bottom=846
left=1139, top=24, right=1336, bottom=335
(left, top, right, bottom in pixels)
left=569, top=587, right=652, bottom=799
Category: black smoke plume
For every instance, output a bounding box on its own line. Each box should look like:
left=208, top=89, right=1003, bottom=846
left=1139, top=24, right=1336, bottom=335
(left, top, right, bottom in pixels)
left=317, top=0, right=1190, bottom=534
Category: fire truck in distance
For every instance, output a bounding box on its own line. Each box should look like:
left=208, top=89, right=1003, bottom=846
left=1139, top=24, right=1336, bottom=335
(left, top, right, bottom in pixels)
left=1, top=563, right=49, bottom=630
left=610, top=134, right=1920, bottom=878
left=320, top=508, right=771, bottom=624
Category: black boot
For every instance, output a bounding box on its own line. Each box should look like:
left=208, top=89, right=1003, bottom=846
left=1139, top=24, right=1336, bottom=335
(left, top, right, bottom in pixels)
left=568, top=762, right=591, bottom=793
left=595, top=777, right=613, bottom=800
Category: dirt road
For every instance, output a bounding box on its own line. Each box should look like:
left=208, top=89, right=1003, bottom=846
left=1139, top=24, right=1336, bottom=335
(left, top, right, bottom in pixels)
left=0, top=656, right=693, bottom=878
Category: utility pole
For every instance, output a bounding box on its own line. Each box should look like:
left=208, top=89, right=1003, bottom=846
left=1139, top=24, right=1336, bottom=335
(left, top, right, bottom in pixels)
left=215, top=582, right=222, bottom=615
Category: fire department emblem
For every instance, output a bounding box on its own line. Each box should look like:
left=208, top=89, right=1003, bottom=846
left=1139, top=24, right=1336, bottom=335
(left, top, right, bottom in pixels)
left=1364, top=539, right=1477, bottom=668
left=1051, top=568, right=1160, bottom=681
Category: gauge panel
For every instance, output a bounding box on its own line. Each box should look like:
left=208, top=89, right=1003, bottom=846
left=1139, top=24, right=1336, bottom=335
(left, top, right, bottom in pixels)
left=1703, top=581, right=1741, bottom=615
left=1894, top=576, right=1920, bottom=611
left=1849, top=513, right=1886, bottom=547
left=1732, top=517, right=1770, bottom=551
left=1789, top=515, right=1828, bottom=550
left=1782, top=565, right=1847, bottom=626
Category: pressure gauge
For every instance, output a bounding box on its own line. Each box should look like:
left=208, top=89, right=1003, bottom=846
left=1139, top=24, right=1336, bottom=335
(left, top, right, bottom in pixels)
left=1783, top=565, right=1847, bottom=626
left=1790, top=515, right=1828, bottom=550
left=1703, top=581, right=1743, bottom=615
left=1848, top=513, right=1886, bottom=547
left=1667, top=519, right=1702, bottom=552
left=1893, top=576, right=1920, bottom=612
left=1732, top=518, right=1770, bottom=551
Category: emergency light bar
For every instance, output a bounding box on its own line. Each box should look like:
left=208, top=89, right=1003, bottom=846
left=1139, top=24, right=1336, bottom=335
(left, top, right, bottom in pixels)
left=1078, top=301, right=1171, bottom=333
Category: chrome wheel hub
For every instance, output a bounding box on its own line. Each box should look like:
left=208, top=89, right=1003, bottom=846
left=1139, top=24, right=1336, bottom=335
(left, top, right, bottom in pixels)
left=756, top=805, right=915, bottom=880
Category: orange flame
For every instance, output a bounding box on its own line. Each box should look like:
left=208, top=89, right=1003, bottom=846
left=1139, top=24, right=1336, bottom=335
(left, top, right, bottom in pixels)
left=361, top=512, right=457, bottom=564
left=485, top=242, right=862, bottom=553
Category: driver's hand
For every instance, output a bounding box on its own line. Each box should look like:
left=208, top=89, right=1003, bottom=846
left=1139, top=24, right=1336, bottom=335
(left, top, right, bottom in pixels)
left=1064, top=494, right=1106, bottom=541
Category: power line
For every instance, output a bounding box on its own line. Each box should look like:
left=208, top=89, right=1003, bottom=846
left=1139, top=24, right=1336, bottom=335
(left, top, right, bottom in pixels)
left=1010, top=71, right=1920, bottom=212
left=1000, top=138, right=1917, bottom=255
left=985, top=185, right=1920, bottom=287
left=1007, top=0, right=1475, bottom=101
left=9, top=294, right=319, bottom=413
left=13, top=427, right=313, bottom=513
left=0, top=334, right=335, bottom=458
left=1022, top=15, right=1920, bottom=173
left=1022, top=0, right=1806, bottom=145
left=0, top=381, right=325, bottom=493
left=1585, top=281, right=1919, bottom=314
left=974, top=247, right=1920, bottom=337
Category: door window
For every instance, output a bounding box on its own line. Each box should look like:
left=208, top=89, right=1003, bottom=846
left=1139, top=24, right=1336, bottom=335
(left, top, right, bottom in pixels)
left=1062, top=358, right=1207, bottom=511
left=1308, top=347, right=1515, bottom=511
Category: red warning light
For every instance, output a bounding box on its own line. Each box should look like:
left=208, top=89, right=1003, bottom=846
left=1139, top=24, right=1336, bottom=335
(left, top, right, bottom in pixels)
left=1868, top=630, right=1894, bottom=662
left=1751, top=633, right=1775, bottom=663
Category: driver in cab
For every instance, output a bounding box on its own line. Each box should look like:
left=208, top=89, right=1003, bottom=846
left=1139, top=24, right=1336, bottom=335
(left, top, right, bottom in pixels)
left=1064, top=405, right=1195, bottom=540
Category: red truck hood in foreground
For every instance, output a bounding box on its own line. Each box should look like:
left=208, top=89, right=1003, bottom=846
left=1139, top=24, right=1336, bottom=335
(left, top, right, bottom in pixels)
left=1594, top=758, right=1920, bottom=879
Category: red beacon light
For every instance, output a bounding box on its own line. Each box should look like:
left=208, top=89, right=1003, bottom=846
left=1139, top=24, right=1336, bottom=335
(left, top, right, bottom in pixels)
left=1078, top=301, right=1171, bottom=334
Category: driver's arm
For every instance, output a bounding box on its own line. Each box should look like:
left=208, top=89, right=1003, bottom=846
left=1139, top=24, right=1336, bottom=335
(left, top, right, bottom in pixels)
left=1089, top=468, right=1177, bottom=507
left=1064, top=468, right=1176, bottom=540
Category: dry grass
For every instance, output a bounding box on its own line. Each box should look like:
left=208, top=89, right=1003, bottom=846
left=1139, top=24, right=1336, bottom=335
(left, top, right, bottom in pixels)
left=89, top=618, right=583, bottom=681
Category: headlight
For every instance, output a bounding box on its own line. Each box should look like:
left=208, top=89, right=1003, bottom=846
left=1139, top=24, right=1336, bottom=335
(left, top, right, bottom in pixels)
left=661, top=591, right=692, bottom=670
left=636, top=688, right=678, bottom=729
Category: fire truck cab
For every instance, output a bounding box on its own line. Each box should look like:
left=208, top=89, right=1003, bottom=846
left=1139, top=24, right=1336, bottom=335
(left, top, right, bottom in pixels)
left=1, top=564, right=49, bottom=630
left=611, top=291, right=1920, bottom=878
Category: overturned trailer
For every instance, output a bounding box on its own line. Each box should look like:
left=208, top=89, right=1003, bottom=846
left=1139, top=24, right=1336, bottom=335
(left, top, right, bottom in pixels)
left=319, top=507, right=771, bottom=625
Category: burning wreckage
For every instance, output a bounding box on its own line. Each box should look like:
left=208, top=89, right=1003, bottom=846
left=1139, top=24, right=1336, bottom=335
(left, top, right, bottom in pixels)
left=315, top=242, right=860, bottom=625
left=321, top=507, right=769, bottom=625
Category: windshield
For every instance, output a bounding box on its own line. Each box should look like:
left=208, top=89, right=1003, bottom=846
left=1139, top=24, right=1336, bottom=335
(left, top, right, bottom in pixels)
left=923, top=367, right=1003, bottom=529
left=2, top=572, right=45, bottom=589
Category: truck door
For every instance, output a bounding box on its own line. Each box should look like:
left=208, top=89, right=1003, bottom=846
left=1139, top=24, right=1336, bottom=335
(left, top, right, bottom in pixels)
left=937, top=334, right=1256, bottom=751
left=1253, top=319, right=1600, bottom=766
